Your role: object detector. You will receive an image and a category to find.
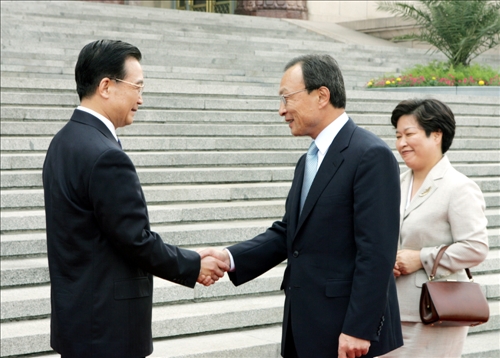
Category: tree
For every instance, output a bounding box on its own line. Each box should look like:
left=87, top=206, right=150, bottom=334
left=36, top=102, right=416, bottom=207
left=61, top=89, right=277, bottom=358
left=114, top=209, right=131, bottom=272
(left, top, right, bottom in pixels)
left=377, top=0, right=500, bottom=67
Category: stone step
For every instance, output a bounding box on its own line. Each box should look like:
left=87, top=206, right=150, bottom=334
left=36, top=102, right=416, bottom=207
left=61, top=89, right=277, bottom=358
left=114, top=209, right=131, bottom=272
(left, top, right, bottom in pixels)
left=0, top=263, right=285, bottom=320
left=0, top=61, right=400, bottom=86
left=0, top=151, right=303, bottom=170
left=0, top=66, right=281, bottom=85
left=1, top=214, right=499, bottom=258
left=1, top=243, right=498, bottom=288
left=0, top=4, right=300, bottom=30
left=0, top=164, right=497, bottom=190
left=0, top=166, right=295, bottom=189
left=2, top=2, right=497, bottom=59
left=488, top=228, right=500, bottom=248
left=471, top=249, right=500, bottom=275
left=1, top=219, right=272, bottom=257
left=0, top=105, right=498, bottom=128
left=1, top=177, right=498, bottom=211
left=2, top=150, right=499, bottom=171
left=1, top=41, right=414, bottom=68
left=3, top=324, right=498, bottom=358
left=484, top=192, right=500, bottom=208
left=2, top=89, right=499, bottom=116
left=0, top=265, right=496, bottom=322
left=4, top=246, right=500, bottom=289
left=462, top=330, right=500, bottom=358
left=1, top=121, right=498, bottom=141
left=1, top=295, right=497, bottom=358
left=0, top=199, right=286, bottom=234
left=0, top=293, right=286, bottom=357
left=0, top=136, right=312, bottom=152
left=3, top=134, right=500, bottom=152
left=474, top=177, right=500, bottom=193
left=149, top=326, right=282, bottom=358
left=28, top=324, right=497, bottom=358
left=1, top=28, right=496, bottom=72
left=0, top=182, right=292, bottom=209
left=1, top=86, right=500, bottom=114
left=475, top=273, right=500, bottom=300
left=2, top=78, right=500, bottom=108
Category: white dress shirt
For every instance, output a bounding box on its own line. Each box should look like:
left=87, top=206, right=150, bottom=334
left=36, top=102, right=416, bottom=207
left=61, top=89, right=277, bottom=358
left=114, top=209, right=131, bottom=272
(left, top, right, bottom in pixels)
left=226, top=112, right=350, bottom=270
left=77, top=106, right=119, bottom=142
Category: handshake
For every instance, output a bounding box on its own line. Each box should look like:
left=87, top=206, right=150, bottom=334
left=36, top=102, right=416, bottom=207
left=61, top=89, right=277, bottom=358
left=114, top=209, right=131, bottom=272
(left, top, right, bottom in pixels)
left=196, top=248, right=231, bottom=286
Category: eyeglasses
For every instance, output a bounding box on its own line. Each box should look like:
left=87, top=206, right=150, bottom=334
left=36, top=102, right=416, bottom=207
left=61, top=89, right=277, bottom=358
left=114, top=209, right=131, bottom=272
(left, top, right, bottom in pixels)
left=279, top=88, right=307, bottom=106
left=113, top=78, right=144, bottom=96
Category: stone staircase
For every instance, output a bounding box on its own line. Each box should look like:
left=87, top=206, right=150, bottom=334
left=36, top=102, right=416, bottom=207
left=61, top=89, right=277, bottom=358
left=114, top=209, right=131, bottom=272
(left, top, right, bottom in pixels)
left=1, top=1, right=499, bottom=357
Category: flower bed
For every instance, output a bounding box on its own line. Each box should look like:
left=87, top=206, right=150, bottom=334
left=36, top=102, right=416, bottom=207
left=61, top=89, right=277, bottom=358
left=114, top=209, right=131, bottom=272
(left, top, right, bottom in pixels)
left=366, top=61, right=500, bottom=89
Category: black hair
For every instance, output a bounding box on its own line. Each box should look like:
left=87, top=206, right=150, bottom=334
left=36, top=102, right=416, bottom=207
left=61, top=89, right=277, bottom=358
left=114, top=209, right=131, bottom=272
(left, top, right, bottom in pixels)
left=284, top=54, right=346, bottom=109
left=391, top=98, right=456, bottom=153
left=75, top=39, right=142, bottom=101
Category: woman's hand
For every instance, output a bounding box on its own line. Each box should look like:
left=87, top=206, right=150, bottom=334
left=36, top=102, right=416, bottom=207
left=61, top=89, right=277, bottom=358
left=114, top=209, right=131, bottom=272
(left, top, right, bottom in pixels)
left=395, top=249, right=423, bottom=275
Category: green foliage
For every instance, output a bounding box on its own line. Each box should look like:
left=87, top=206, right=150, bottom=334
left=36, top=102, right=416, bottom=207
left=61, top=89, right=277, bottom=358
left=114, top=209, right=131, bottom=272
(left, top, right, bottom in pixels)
left=377, top=0, right=500, bottom=67
left=366, top=61, right=500, bottom=87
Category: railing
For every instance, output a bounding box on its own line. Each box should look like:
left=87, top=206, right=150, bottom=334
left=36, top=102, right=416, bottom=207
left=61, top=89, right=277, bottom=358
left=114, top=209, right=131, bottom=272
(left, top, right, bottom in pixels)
left=177, top=0, right=233, bottom=14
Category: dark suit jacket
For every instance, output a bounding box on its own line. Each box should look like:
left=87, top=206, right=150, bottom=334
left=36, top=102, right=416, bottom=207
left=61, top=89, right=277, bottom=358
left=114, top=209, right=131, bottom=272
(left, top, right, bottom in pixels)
left=228, top=119, right=403, bottom=357
left=43, top=109, right=200, bottom=358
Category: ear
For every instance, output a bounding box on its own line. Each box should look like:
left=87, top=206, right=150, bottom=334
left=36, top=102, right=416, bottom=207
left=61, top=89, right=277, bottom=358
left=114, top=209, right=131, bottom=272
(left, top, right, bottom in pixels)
left=317, top=86, right=330, bottom=109
left=433, top=130, right=443, bottom=144
left=97, top=78, right=112, bottom=99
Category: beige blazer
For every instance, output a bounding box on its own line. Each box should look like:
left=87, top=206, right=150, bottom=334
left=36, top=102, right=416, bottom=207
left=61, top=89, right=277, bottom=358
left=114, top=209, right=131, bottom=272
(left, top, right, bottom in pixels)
left=396, top=155, right=489, bottom=321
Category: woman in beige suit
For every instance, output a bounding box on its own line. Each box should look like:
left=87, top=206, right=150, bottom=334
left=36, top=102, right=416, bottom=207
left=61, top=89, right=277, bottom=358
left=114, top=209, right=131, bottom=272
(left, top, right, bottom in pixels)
left=381, top=98, right=489, bottom=357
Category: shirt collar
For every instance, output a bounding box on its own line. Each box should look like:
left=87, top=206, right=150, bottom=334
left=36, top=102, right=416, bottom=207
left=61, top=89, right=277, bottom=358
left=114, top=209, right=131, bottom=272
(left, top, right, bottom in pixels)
left=77, top=106, right=118, bottom=141
left=314, top=112, right=349, bottom=156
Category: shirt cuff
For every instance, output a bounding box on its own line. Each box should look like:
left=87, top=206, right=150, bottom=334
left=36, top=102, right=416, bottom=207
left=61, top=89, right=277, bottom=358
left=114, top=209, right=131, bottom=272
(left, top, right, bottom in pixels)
left=224, top=248, right=236, bottom=272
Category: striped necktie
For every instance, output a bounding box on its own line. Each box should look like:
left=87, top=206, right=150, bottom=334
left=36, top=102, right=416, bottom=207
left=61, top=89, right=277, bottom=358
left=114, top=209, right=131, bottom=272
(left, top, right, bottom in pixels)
left=300, top=141, right=318, bottom=213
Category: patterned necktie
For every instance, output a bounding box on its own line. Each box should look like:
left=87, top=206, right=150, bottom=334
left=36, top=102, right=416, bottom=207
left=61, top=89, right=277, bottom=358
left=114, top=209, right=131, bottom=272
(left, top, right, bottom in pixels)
left=300, top=141, right=319, bottom=213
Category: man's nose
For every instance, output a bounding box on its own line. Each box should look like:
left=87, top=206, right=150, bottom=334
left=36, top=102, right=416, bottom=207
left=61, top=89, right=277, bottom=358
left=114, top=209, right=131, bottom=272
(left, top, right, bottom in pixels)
left=279, top=101, right=286, bottom=116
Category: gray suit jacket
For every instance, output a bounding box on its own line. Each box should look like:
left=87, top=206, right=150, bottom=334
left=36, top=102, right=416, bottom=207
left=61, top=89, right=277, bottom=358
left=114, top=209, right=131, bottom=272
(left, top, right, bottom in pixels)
left=396, top=155, right=489, bottom=321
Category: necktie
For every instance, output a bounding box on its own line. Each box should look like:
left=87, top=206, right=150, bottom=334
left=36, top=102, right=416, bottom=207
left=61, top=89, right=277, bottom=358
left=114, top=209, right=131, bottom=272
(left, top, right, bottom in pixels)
left=300, top=141, right=318, bottom=213
left=117, top=138, right=122, bottom=149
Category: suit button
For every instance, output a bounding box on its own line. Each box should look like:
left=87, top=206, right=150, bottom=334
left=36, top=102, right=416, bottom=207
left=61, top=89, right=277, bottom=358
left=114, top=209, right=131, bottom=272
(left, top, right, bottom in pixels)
left=293, top=251, right=299, bottom=258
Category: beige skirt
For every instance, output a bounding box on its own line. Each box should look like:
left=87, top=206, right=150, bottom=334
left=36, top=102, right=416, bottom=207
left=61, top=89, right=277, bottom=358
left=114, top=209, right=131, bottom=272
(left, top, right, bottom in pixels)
left=378, top=322, right=468, bottom=358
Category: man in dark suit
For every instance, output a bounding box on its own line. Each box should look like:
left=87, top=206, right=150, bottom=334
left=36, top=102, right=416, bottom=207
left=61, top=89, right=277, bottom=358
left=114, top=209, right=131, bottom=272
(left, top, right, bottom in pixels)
left=43, top=39, right=228, bottom=358
left=201, top=54, right=403, bottom=357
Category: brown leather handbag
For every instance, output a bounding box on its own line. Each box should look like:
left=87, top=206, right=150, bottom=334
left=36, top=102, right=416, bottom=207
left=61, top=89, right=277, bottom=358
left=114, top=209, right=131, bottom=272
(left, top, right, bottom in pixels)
left=419, top=245, right=489, bottom=326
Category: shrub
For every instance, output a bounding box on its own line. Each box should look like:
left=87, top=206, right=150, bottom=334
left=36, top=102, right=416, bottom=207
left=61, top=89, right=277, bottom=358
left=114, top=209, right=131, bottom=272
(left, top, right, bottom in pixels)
left=377, top=0, right=500, bottom=67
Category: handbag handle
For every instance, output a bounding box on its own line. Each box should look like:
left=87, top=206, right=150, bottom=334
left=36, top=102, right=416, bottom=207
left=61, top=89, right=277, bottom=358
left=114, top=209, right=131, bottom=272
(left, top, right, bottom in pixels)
left=429, top=245, right=473, bottom=281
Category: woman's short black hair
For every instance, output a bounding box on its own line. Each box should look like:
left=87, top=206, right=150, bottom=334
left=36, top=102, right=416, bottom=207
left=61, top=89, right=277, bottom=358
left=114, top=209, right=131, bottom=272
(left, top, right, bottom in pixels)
left=391, top=98, right=456, bottom=153
left=75, top=39, right=142, bottom=101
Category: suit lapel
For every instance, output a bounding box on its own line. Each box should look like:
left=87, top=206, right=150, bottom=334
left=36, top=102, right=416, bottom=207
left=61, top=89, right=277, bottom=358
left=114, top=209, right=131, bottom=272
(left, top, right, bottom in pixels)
left=287, top=154, right=306, bottom=237
left=404, top=156, right=450, bottom=219
left=71, top=109, right=121, bottom=150
left=294, top=119, right=356, bottom=236
left=399, top=170, right=412, bottom=230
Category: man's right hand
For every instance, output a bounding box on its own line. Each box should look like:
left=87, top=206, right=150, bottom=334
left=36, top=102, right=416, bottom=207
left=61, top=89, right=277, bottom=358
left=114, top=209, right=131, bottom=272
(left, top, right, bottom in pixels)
left=197, top=252, right=229, bottom=286
left=198, top=247, right=231, bottom=267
